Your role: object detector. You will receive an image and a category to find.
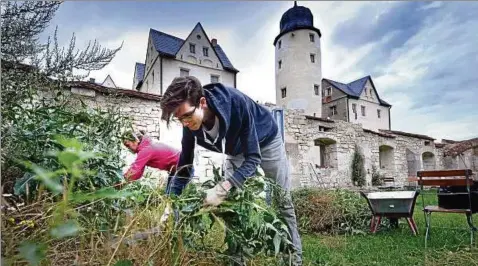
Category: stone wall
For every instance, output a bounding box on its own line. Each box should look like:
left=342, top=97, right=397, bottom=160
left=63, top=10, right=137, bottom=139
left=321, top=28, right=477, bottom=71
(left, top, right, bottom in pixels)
left=283, top=109, right=447, bottom=189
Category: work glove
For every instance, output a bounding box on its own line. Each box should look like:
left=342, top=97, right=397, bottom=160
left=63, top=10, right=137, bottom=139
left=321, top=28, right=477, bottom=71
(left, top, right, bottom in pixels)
left=203, top=180, right=232, bottom=207
left=159, top=204, right=172, bottom=225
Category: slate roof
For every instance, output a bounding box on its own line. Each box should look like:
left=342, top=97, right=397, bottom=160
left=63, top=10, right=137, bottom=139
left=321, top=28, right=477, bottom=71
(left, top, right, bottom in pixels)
left=324, top=76, right=391, bottom=107
left=149, top=28, right=238, bottom=73
left=273, top=2, right=321, bottom=45
left=134, top=63, right=145, bottom=83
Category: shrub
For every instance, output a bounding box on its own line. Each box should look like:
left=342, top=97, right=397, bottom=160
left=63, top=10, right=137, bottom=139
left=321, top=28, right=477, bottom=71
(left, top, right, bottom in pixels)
left=351, top=145, right=366, bottom=187
left=292, top=188, right=370, bottom=235
left=371, top=165, right=384, bottom=186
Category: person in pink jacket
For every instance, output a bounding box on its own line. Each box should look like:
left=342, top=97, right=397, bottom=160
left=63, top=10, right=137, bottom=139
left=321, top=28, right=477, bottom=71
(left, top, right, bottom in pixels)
left=117, top=130, right=180, bottom=188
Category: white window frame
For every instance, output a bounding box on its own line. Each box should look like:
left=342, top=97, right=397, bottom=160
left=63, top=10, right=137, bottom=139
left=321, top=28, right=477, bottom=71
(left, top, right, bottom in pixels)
left=211, top=74, right=219, bottom=83
left=180, top=68, right=190, bottom=77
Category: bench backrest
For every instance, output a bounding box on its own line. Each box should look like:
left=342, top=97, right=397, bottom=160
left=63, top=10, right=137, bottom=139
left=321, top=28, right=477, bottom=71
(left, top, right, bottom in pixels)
left=417, top=169, right=473, bottom=186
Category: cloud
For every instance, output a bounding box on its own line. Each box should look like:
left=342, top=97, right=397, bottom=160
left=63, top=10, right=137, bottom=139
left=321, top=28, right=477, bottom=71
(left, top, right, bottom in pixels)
left=52, top=1, right=478, bottom=141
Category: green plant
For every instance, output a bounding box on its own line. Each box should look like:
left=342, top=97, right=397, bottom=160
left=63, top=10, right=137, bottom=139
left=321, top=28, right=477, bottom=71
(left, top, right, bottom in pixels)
left=4, top=137, right=132, bottom=265
left=371, top=165, right=384, bottom=186
left=171, top=167, right=295, bottom=265
left=292, top=188, right=370, bottom=235
left=351, top=145, right=366, bottom=187
left=1, top=1, right=124, bottom=197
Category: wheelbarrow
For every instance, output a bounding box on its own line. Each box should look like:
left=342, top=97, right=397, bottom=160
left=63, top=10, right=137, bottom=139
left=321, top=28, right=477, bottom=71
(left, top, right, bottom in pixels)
left=360, top=190, right=420, bottom=235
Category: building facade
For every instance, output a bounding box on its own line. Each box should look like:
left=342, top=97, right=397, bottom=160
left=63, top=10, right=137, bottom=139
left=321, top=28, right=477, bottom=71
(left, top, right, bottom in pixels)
left=274, top=2, right=322, bottom=117
left=132, top=23, right=239, bottom=95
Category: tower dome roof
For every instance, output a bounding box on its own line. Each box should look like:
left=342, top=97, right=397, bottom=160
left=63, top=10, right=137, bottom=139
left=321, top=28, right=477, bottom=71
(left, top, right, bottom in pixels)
left=274, top=2, right=321, bottom=45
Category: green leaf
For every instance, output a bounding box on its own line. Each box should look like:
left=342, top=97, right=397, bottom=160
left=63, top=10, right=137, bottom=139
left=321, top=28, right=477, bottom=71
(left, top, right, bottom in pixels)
left=54, top=136, right=82, bottom=150
left=114, top=259, right=133, bottom=266
left=14, top=172, right=35, bottom=196
left=71, top=188, right=133, bottom=203
left=18, top=241, right=46, bottom=266
left=273, top=232, right=281, bottom=256
left=50, top=220, right=81, bottom=239
left=27, top=163, right=63, bottom=193
left=58, top=150, right=81, bottom=169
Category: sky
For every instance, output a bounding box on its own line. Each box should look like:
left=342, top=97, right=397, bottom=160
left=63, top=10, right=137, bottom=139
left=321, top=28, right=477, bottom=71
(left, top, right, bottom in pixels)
left=47, top=1, right=478, bottom=142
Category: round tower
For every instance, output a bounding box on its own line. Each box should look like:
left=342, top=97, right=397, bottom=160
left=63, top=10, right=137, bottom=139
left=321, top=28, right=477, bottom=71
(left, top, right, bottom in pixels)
left=274, top=1, right=322, bottom=117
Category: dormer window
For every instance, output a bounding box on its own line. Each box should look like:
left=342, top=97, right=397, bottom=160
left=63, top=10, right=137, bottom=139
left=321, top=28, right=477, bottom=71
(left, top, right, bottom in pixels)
left=189, top=43, right=196, bottom=54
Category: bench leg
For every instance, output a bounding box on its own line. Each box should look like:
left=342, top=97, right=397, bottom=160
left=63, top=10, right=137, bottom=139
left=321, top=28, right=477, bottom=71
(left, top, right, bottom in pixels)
left=425, top=211, right=431, bottom=248
left=466, top=213, right=476, bottom=246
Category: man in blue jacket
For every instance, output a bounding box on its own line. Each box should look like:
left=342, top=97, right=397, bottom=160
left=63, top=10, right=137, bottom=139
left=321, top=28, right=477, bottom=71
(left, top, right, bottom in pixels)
left=160, top=76, right=302, bottom=265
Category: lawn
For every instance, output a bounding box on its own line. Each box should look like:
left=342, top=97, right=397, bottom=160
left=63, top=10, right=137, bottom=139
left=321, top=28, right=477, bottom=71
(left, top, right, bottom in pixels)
left=300, top=192, right=478, bottom=266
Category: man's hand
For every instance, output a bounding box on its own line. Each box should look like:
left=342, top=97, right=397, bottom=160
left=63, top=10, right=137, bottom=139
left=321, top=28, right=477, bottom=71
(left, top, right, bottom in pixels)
left=203, top=180, right=232, bottom=207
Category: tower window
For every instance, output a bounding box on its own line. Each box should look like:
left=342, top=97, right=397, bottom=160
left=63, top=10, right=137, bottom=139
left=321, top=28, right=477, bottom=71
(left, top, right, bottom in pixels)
left=361, top=106, right=366, bottom=116
left=278, top=40, right=282, bottom=49
left=309, top=33, right=315, bottom=42
left=377, top=109, right=381, bottom=118
left=278, top=60, right=282, bottom=69
left=314, top=84, right=320, bottom=95
left=281, top=87, right=287, bottom=98
left=310, top=53, right=316, bottom=63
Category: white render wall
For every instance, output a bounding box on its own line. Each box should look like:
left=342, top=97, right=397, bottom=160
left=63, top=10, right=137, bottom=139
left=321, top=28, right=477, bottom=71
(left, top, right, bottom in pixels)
left=275, top=29, right=322, bottom=117
left=140, top=56, right=235, bottom=95
left=162, top=57, right=235, bottom=91
left=348, top=99, right=390, bottom=131
left=348, top=79, right=390, bottom=131
left=175, top=24, right=222, bottom=70
left=139, top=26, right=236, bottom=95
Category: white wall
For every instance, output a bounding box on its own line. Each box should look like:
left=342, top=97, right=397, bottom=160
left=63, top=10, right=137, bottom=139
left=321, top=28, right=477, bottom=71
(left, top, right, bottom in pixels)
left=175, top=24, right=222, bottom=70
left=348, top=99, right=390, bottom=131
left=162, top=57, right=235, bottom=91
left=275, top=29, right=322, bottom=117
left=348, top=81, right=390, bottom=131
left=139, top=30, right=236, bottom=95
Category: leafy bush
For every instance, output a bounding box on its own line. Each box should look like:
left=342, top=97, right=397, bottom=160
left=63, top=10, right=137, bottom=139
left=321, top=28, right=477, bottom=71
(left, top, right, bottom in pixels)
left=371, top=165, right=384, bottom=186
left=1, top=1, right=124, bottom=197
left=351, top=145, right=366, bottom=187
left=292, top=188, right=370, bottom=235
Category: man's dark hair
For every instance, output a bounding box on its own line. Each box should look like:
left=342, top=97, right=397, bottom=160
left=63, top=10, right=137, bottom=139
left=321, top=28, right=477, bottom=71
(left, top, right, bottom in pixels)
left=160, top=76, right=204, bottom=126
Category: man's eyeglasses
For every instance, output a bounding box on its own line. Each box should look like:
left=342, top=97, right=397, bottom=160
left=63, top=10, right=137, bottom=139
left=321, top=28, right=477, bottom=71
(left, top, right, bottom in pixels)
left=174, top=106, right=197, bottom=123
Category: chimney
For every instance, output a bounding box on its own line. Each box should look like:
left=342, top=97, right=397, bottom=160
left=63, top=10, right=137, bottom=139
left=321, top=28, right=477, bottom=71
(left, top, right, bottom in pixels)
left=211, top=38, right=217, bottom=46
left=89, top=78, right=95, bottom=83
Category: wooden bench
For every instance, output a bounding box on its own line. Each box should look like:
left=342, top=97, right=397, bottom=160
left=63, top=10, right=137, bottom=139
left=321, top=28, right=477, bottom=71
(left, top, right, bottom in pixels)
left=417, top=169, right=477, bottom=248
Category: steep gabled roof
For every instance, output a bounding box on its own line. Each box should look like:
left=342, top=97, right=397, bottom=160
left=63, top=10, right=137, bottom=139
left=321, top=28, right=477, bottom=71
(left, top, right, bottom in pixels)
left=323, top=76, right=391, bottom=107
left=148, top=25, right=238, bottom=73
left=134, top=63, right=145, bottom=82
